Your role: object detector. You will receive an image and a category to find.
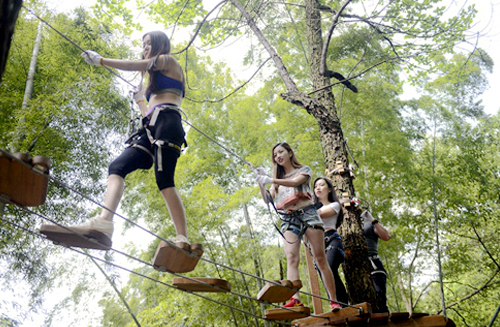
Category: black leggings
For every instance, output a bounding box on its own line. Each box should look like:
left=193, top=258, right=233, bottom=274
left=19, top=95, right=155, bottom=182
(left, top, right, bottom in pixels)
left=370, top=257, right=389, bottom=313
left=108, top=108, right=185, bottom=190
left=324, top=230, right=349, bottom=305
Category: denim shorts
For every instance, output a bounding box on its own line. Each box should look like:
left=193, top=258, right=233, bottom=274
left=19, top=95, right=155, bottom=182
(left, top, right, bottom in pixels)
left=280, top=205, right=324, bottom=235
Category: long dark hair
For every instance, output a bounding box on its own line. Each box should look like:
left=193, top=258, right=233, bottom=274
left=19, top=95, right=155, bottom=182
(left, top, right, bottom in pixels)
left=272, top=142, right=302, bottom=180
left=142, top=31, right=181, bottom=96
left=312, top=177, right=343, bottom=228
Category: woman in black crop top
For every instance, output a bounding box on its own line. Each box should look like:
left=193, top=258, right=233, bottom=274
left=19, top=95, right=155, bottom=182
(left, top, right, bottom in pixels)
left=72, top=31, right=191, bottom=254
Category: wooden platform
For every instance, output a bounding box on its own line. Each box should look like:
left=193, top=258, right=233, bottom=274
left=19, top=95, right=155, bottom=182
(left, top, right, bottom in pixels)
left=153, top=241, right=203, bottom=273
left=173, top=277, right=231, bottom=292
left=0, top=151, right=51, bottom=207
left=40, top=224, right=112, bottom=250
left=291, top=302, right=455, bottom=327
left=257, top=279, right=303, bottom=303
left=265, top=306, right=311, bottom=321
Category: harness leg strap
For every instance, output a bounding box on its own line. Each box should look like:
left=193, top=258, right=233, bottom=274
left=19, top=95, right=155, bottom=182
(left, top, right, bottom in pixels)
left=152, top=139, right=181, bottom=172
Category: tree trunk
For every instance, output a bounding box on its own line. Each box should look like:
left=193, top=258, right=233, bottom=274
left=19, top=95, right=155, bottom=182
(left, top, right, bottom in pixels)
left=15, top=19, right=43, bottom=151
left=0, top=0, right=22, bottom=82
left=300, top=0, right=377, bottom=308
left=22, top=20, right=43, bottom=108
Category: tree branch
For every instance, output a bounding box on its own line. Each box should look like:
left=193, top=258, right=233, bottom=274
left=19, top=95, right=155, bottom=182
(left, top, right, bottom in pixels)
left=184, top=57, right=271, bottom=103
left=470, top=219, right=500, bottom=270
left=308, top=55, right=402, bottom=95
left=173, top=0, right=228, bottom=55
left=437, top=269, right=500, bottom=314
left=228, top=0, right=299, bottom=93
left=320, top=0, right=352, bottom=76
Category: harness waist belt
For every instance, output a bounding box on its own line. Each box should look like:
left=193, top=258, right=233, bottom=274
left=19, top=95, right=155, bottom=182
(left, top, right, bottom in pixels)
left=147, top=104, right=181, bottom=124
left=282, top=204, right=316, bottom=218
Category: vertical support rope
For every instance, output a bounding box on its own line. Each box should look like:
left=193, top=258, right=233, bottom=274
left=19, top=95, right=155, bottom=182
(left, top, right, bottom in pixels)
left=431, top=120, right=446, bottom=318
left=84, top=253, right=142, bottom=327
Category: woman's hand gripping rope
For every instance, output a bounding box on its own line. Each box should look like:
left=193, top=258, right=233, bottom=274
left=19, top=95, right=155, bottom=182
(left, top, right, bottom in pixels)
left=81, top=50, right=103, bottom=66
left=254, top=167, right=273, bottom=205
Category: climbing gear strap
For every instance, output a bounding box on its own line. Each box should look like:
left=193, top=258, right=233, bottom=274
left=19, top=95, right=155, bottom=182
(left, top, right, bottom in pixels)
left=148, top=104, right=182, bottom=127
left=144, top=104, right=187, bottom=171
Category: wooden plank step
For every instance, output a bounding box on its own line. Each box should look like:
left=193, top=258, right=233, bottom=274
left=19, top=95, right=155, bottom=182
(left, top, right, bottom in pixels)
left=265, top=306, right=310, bottom=321
left=173, top=277, right=230, bottom=292
left=153, top=241, right=203, bottom=273
left=257, top=279, right=303, bottom=303
left=40, top=224, right=112, bottom=250
left=292, top=303, right=371, bottom=327
left=0, top=152, right=51, bottom=207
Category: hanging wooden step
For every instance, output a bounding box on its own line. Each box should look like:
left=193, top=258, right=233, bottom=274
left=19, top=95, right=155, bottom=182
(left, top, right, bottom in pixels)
left=173, top=277, right=230, bottom=292
left=265, top=306, right=310, bottom=321
left=257, top=279, right=303, bottom=303
left=292, top=302, right=370, bottom=326
left=40, top=224, right=112, bottom=250
left=153, top=241, right=203, bottom=273
left=0, top=151, right=51, bottom=207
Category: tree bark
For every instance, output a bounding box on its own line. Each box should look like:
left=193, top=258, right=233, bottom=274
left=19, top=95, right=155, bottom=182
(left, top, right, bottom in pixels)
left=0, top=0, right=22, bottom=82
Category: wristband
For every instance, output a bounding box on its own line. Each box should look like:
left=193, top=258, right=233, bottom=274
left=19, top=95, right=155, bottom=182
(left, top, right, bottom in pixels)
left=136, top=99, right=145, bottom=104
left=100, top=57, right=104, bottom=66
left=371, top=219, right=379, bottom=226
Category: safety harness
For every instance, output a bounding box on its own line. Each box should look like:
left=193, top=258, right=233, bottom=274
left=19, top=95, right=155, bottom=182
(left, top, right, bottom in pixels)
left=369, top=254, right=387, bottom=276
left=266, top=190, right=323, bottom=244
left=125, top=104, right=187, bottom=171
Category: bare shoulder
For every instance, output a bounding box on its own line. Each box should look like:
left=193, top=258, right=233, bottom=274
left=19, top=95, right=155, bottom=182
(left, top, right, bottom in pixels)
left=156, top=54, right=180, bottom=69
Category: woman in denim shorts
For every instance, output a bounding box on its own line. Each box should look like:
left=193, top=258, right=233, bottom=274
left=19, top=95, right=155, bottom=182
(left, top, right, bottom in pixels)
left=256, top=142, right=341, bottom=311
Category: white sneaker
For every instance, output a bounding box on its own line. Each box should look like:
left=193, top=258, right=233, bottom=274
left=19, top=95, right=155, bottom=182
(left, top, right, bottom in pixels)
left=73, top=217, right=114, bottom=240
left=169, top=234, right=190, bottom=245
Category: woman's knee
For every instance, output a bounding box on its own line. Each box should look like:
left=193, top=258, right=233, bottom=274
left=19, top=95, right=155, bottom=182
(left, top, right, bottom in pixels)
left=285, top=251, right=300, bottom=267
left=313, top=251, right=328, bottom=267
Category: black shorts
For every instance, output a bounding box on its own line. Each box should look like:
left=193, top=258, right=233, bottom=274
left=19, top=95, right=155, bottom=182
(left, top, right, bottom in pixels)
left=109, top=108, right=185, bottom=190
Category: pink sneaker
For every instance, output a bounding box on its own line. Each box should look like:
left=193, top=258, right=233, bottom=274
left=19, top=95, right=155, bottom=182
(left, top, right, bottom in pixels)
left=330, top=301, right=341, bottom=312
left=283, top=298, right=303, bottom=307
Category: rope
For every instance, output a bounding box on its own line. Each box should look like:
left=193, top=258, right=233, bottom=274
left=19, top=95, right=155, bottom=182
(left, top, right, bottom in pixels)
left=0, top=216, right=289, bottom=325
left=21, top=5, right=135, bottom=88
left=20, top=4, right=258, bottom=175
left=8, top=6, right=353, bottom=313
left=181, top=119, right=254, bottom=170
left=0, top=148, right=352, bottom=309
left=1, top=207, right=336, bottom=324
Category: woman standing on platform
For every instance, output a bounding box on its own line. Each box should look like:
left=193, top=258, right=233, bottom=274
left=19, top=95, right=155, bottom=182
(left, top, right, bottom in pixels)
left=75, top=31, right=189, bottom=247
left=256, top=142, right=341, bottom=311
left=313, top=177, right=349, bottom=307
